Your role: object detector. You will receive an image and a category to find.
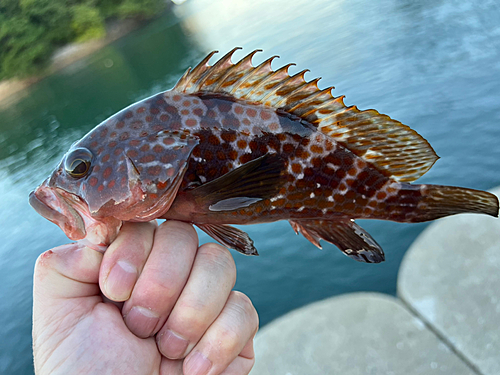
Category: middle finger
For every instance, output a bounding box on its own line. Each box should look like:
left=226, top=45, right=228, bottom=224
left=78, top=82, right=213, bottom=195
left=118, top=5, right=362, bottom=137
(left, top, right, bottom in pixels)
left=122, top=220, right=199, bottom=338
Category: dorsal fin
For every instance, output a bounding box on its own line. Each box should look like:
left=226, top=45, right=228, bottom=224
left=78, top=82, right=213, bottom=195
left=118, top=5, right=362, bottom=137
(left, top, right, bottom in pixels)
left=173, top=48, right=439, bottom=182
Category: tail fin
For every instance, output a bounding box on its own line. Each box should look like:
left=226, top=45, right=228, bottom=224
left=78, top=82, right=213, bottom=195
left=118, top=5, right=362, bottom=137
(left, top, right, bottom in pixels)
left=410, top=185, right=499, bottom=222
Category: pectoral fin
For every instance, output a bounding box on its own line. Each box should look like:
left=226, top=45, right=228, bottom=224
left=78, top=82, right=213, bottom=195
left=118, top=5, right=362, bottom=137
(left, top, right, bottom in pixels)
left=196, top=223, right=258, bottom=256
left=190, top=153, right=285, bottom=211
left=289, top=219, right=384, bottom=263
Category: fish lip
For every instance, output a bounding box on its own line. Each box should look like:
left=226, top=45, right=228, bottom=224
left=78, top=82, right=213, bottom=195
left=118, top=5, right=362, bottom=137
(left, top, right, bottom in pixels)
left=29, top=184, right=86, bottom=240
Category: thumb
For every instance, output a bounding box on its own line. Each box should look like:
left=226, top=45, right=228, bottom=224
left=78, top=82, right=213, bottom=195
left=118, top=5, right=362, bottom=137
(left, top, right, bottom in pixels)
left=33, top=243, right=103, bottom=328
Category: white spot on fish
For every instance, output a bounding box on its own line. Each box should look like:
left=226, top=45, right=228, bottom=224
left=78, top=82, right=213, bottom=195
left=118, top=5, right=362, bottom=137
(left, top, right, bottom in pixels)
left=209, top=197, right=262, bottom=211
left=146, top=184, right=158, bottom=193
left=326, top=162, right=339, bottom=171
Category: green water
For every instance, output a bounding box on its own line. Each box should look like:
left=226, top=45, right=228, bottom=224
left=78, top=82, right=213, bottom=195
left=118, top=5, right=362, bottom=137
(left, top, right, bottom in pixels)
left=1, top=0, right=500, bottom=373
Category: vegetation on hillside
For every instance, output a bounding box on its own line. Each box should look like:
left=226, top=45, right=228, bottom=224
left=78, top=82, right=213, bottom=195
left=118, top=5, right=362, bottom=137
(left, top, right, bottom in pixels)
left=0, top=0, right=166, bottom=80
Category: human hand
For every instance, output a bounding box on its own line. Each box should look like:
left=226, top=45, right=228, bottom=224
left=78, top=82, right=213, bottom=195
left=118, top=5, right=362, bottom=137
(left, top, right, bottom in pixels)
left=32, top=220, right=258, bottom=375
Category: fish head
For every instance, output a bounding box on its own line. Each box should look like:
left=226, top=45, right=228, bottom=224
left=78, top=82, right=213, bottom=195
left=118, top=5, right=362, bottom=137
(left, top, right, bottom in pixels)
left=29, top=100, right=199, bottom=250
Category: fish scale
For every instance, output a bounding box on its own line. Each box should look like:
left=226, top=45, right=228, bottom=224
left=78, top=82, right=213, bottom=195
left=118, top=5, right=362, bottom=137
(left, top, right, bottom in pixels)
left=29, top=48, right=499, bottom=262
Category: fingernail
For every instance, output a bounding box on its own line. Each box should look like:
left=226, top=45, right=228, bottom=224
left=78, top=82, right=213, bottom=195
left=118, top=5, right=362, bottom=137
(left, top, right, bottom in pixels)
left=104, top=260, right=137, bottom=301
left=160, top=329, right=189, bottom=359
left=124, top=306, right=159, bottom=338
left=184, top=351, right=212, bottom=375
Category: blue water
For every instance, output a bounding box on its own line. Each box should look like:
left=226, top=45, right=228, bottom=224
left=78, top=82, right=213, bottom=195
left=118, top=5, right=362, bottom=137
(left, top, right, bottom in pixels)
left=1, top=0, right=499, bottom=373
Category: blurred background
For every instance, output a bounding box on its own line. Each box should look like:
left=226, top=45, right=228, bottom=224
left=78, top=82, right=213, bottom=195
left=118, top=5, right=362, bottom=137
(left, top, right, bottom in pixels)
left=1, top=0, right=499, bottom=373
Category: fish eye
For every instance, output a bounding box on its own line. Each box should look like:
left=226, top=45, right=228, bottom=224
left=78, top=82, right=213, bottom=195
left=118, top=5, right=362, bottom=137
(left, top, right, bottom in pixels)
left=64, top=148, right=93, bottom=179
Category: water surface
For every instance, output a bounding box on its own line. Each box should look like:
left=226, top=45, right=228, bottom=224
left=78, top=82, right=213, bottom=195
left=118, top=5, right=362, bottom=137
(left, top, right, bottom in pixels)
left=1, top=0, right=499, bottom=373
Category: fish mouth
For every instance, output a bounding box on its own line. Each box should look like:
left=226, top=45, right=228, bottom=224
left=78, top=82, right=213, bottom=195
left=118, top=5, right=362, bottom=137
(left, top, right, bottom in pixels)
left=29, top=182, right=122, bottom=250
left=29, top=185, right=87, bottom=240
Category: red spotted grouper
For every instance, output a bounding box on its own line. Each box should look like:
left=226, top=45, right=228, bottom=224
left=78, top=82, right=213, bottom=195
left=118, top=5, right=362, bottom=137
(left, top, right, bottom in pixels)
left=29, top=48, right=499, bottom=263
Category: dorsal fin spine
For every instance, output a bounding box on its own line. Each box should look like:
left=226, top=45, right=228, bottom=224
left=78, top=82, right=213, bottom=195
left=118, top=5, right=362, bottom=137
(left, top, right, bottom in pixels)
left=218, top=49, right=263, bottom=94
left=223, top=52, right=269, bottom=97
left=300, top=89, right=337, bottom=118
left=201, top=47, right=242, bottom=89
left=192, top=54, right=229, bottom=91
left=259, top=64, right=297, bottom=101
left=211, top=48, right=243, bottom=91
left=269, top=70, right=311, bottom=107
left=237, top=55, right=279, bottom=97
left=317, top=97, right=348, bottom=122
left=252, top=63, right=296, bottom=103
left=279, top=78, right=318, bottom=111
left=174, top=67, right=192, bottom=90
left=285, top=79, right=323, bottom=113
left=184, top=51, right=218, bottom=91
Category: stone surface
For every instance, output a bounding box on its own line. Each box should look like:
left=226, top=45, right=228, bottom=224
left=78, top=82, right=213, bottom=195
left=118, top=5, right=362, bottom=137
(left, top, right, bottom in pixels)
left=398, top=187, right=500, bottom=375
left=251, top=293, right=475, bottom=375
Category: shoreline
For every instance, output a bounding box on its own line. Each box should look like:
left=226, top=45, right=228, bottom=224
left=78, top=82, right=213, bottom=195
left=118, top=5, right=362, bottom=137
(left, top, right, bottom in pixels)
left=0, top=18, right=143, bottom=109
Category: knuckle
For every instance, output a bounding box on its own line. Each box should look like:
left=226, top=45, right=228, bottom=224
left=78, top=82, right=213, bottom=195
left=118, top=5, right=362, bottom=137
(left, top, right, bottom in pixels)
left=216, top=325, right=242, bottom=352
left=161, top=220, right=198, bottom=240
left=132, top=277, right=179, bottom=310
left=230, top=291, right=259, bottom=328
left=34, top=250, right=52, bottom=277
left=170, top=306, right=208, bottom=337
left=147, top=278, right=179, bottom=300
left=198, top=243, right=236, bottom=276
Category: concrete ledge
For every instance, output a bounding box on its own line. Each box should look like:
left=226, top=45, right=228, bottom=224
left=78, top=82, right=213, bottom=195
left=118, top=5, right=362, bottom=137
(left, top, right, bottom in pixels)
left=398, top=187, right=500, bottom=375
left=252, top=293, right=474, bottom=375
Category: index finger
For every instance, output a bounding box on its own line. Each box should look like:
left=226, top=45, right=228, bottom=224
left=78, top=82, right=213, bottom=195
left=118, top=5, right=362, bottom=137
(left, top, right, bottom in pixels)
left=99, top=221, right=157, bottom=302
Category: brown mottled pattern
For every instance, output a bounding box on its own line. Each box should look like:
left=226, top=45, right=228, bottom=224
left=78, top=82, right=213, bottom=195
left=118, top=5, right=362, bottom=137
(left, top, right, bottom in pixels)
left=157, top=92, right=419, bottom=224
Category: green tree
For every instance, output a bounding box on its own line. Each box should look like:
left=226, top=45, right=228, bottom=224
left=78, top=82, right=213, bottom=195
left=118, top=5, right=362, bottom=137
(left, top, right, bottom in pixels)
left=115, top=0, right=166, bottom=19
left=0, top=0, right=167, bottom=79
left=0, top=15, right=50, bottom=78
left=71, top=4, right=106, bottom=42
left=0, top=0, right=21, bottom=15
left=19, top=0, right=73, bottom=43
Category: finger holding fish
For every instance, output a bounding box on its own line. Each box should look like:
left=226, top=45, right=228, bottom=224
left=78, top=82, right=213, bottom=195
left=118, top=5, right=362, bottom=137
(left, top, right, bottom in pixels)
left=99, top=221, right=157, bottom=301
left=118, top=220, right=199, bottom=338
left=156, top=242, right=237, bottom=359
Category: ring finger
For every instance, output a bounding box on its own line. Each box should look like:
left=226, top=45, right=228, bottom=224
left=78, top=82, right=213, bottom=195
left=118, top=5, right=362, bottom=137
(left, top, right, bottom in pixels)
left=157, top=242, right=237, bottom=359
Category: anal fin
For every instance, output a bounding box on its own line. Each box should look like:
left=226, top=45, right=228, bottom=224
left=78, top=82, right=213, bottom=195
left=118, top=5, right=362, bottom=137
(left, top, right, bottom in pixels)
left=289, top=219, right=384, bottom=263
left=196, top=223, right=258, bottom=256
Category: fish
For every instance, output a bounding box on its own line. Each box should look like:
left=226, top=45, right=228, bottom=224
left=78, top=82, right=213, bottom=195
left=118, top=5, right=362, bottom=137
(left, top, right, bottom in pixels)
left=29, top=48, right=499, bottom=263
